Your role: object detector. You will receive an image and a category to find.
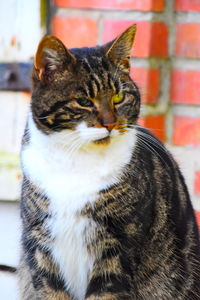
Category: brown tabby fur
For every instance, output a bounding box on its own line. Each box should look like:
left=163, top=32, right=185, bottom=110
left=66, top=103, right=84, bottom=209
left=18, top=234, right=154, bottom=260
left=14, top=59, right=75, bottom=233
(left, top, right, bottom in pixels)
left=19, top=25, right=200, bottom=299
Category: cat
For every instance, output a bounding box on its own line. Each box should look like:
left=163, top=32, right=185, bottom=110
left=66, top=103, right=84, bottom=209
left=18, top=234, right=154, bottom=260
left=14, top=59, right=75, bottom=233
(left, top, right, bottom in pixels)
left=18, top=24, right=200, bottom=300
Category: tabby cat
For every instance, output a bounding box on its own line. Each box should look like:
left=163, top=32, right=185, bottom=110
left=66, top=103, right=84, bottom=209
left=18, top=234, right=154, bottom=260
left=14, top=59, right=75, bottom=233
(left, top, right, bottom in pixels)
left=19, top=25, right=200, bottom=300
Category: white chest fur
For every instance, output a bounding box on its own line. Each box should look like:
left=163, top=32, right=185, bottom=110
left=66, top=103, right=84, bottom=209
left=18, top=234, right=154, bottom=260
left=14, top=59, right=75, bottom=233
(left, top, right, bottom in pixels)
left=22, top=117, right=136, bottom=300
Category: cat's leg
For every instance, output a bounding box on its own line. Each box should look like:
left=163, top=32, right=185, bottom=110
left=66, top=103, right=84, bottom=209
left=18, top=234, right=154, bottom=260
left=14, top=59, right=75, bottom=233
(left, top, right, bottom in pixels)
left=18, top=249, right=71, bottom=300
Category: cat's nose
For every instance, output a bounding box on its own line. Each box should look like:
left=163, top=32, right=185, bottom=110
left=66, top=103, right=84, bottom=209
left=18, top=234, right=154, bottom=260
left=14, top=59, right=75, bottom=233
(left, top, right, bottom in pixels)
left=102, top=121, right=116, bottom=132
left=98, top=108, right=116, bottom=131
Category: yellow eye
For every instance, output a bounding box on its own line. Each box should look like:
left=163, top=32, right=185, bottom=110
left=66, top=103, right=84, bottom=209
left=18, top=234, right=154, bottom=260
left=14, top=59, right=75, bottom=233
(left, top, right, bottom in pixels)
left=112, top=93, right=124, bottom=104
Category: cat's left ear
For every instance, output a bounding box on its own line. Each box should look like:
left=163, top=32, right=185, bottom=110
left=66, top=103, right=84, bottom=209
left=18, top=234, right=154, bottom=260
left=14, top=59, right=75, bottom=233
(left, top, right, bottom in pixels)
left=34, top=35, right=76, bottom=80
left=104, top=24, right=137, bottom=72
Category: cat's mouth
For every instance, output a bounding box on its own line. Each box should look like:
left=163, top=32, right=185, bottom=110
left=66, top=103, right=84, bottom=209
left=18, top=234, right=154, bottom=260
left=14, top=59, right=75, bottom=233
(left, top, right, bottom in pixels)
left=77, top=122, right=121, bottom=146
left=91, top=128, right=123, bottom=145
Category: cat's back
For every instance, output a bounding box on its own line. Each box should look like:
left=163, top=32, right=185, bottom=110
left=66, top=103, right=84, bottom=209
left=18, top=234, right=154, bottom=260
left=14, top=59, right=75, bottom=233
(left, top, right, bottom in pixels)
left=130, top=127, right=200, bottom=299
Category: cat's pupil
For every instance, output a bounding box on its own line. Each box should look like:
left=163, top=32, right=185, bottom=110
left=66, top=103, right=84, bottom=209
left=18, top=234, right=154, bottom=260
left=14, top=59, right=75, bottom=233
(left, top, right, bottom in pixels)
left=77, top=97, right=93, bottom=107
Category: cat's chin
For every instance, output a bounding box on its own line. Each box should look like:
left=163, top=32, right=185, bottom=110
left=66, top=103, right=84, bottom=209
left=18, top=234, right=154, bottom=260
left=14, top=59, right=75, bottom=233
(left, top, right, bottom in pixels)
left=93, top=136, right=111, bottom=145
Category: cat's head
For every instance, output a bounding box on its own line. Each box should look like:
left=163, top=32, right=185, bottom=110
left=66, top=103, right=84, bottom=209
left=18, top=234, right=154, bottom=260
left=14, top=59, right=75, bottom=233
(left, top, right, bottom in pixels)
left=31, top=25, right=140, bottom=147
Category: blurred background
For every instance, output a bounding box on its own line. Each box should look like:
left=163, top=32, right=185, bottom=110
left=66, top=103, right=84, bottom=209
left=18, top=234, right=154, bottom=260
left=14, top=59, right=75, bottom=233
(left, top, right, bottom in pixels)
left=0, top=0, right=200, bottom=299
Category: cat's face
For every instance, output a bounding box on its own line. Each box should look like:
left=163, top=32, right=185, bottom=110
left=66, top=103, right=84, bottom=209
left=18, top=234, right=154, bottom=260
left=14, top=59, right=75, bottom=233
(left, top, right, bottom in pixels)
left=31, top=25, right=140, bottom=146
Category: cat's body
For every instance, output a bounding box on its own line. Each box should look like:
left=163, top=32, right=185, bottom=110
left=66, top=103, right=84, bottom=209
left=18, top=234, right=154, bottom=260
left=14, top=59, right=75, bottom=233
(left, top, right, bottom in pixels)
left=21, top=116, right=136, bottom=300
left=19, top=26, right=200, bottom=299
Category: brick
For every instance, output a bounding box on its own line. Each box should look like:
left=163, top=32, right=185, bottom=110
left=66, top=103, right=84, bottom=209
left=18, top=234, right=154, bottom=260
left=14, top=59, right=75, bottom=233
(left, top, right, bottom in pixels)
left=194, top=171, right=200, bottom=195
left=195, top=211, right=200, bottom=231
left=131, top=67, right=160, bottom=103
left=171, top=70, right=200, bottom=105
left=173, top=116, right=200, bottom=146
left=55, top=0, right=164, bottom=11
left=175, top=23, right=200, bottom=58
left=103, top=21, right=168, bottom=58
left=139, top=115, right=166, bottom=142
left=52, top=17, right=97, bottom=48
left=175, top=0, right=200, bottom=11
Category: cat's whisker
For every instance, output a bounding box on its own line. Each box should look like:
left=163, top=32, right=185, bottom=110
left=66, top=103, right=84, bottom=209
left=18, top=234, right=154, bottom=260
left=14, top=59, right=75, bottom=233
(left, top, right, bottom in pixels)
left=54, top=133, right=80, bottom=152
left=135, top=124, right=163, bottom=132
left=125, top=124, right=136, bottom=128
left=127, top=124, right=166, bottom=153
left=64, top=136, right=84, bottom=159
left=136, top=135, right=158, bottom=157
left=77, top=129, right=109, bottom=142
left=57, top=134, right=78, bottom=146
left=126, top=124, right=166, bottom=152
left=67, top=141, right=83, bottom=160
left=64, top=136, right=81, bottom=150
left=136, top=135, right=166, bottom=166
left=78, top=128, right=106, bottom=134
left=137, top=131, right=165, bottom=152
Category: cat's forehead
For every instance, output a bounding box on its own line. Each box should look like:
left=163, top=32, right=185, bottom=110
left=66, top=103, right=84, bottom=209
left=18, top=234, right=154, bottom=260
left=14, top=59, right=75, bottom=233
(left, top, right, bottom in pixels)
left=59, top=47, right=119, bottom=97
left=70, top=46, right=111, bottom=72
left=70, top=46, right=103, bottom=60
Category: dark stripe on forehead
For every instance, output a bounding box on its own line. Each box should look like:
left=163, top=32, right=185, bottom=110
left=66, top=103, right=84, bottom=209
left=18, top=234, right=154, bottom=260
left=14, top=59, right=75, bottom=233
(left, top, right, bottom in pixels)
left=78, top=86, right=89, bottom=97
left=101, top=58, right=109, bottom=71
left=107, top=73, right=114, bottom=91
left=87, top=80, right=95, bottom=98
left=90, top=74, right=101, bottom=93
left=82, top=59, right=92, bottom=73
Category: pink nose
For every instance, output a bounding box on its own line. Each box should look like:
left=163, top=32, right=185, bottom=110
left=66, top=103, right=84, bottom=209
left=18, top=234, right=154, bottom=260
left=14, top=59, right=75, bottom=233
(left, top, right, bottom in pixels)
left=98, top=108, right=116, bottom=131
left=102, top=121, right=116, bottom=132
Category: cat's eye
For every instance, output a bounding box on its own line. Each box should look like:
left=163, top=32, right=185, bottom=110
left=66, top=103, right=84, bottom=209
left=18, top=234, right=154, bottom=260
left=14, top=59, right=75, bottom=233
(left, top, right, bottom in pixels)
left=76, top=97, right=94, bottom=107
left=112, top=93, right=125, bottom=105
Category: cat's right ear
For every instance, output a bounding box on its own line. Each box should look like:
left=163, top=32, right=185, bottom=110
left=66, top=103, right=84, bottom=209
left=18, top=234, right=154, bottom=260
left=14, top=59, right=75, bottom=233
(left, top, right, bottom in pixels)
left=104, top=25, right=137, bottom=73
left=34, top=35, right=76, bottom=81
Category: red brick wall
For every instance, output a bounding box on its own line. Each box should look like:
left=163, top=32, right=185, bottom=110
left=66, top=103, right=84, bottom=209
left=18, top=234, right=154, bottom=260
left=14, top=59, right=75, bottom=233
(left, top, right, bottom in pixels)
left=50, top=0, right=200, bottom=224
